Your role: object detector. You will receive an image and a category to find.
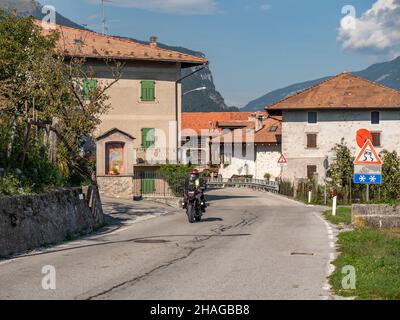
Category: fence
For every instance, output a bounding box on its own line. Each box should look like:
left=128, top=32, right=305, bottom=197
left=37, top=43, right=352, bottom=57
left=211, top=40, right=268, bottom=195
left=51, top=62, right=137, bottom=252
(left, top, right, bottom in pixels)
left=133, top=171, right=178, bottom=198
left=205, top=177, right=280, bottom=193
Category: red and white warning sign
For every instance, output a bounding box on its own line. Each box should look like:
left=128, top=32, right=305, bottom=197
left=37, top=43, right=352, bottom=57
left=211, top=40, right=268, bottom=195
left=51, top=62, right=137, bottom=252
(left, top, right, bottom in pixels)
left=354, top=139, right=382, bottom=165
left=277, top=154, right=288, bottom=167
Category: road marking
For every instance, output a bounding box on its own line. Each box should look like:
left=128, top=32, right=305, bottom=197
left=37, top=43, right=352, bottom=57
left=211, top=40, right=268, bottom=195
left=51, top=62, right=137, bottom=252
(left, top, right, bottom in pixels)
left=313, top=212, right=337, bottom=300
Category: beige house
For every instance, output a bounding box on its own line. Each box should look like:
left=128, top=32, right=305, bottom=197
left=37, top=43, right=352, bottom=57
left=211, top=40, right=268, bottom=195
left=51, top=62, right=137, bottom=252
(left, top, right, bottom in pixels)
left=266, top=72, right=400, bottom=184
left=42, top=22, right=207, bottom=198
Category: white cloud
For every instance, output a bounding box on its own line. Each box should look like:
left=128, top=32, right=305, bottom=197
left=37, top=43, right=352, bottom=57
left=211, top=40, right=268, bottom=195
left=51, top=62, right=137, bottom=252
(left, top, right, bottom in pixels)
left=89, top=0, right=220, bottom=15
left=337, top=0, right=400, bottom=57
left=260, top=4, right=271, bottom=11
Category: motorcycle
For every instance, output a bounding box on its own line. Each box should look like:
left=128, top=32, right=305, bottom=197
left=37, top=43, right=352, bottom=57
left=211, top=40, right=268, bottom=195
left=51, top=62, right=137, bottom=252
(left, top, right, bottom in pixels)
left=183, top=185, right=204, bottom=223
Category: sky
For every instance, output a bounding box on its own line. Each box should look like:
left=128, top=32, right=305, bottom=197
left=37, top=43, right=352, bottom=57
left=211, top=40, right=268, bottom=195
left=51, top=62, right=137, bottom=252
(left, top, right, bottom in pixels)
left=38, top=0, right=400, bottom=107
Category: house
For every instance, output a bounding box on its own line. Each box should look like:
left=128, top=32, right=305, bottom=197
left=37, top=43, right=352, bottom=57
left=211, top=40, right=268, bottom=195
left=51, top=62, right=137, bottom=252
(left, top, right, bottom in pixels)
left=40, top=21, right=207, bottom=198
left=266, top=72, right=400, bottom=184
left=213, top=115, right=282, bottom=180
left=180, top=112, right=256, bottom=166
left=181, top=112, right=282, bottom=180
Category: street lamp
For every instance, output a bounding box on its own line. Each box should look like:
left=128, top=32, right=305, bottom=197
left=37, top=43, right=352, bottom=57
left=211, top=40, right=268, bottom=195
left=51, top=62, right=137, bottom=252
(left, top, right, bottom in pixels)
left=183, top=86, right=207, bottom=95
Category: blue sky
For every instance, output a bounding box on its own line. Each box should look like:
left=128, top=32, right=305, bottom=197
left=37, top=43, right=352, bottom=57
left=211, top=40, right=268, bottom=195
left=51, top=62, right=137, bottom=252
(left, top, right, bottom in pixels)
left=38, top=0, right=400, bottom=107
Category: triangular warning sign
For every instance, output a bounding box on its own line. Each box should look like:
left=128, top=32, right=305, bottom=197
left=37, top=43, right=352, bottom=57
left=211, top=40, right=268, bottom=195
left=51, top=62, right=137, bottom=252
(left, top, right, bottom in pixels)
left=278, top=154, right=288, bottom=165
left=354, top=139, right=382, bottom=165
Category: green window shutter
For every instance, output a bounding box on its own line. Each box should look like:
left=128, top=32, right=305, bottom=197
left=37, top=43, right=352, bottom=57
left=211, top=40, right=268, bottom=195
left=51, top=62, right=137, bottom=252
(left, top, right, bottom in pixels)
left=141, top=128, right=155, bottom=149
left=141, top=80, right=155, bottom=101
left=83, top=79, right=97, bottom=100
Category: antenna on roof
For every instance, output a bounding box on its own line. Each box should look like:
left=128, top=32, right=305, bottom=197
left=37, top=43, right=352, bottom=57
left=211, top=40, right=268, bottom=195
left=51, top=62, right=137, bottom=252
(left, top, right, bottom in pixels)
left=101, top=0, right=108, bottom=35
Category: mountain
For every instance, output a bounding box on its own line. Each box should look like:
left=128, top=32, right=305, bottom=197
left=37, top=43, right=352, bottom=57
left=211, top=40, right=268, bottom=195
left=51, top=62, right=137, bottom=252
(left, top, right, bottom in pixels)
left=243, top=56, right=400, bottom=111
left=1, top=0, right=235, bottom=112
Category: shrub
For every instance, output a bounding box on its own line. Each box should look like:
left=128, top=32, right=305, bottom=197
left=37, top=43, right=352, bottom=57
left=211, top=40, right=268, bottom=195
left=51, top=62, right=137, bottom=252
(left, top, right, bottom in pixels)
left=159, top=164, right=193, bottom=196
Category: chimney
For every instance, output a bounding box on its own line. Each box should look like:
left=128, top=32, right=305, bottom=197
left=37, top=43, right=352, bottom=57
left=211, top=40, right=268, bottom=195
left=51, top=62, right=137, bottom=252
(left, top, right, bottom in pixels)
left=254, top=112, right=264, bottom=132
left=149, top=36, right=157, bottom=47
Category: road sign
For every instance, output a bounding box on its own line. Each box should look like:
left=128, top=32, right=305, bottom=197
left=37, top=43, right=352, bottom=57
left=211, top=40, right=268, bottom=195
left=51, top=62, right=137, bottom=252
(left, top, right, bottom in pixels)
left=356, top=129, right=373, bottom=148
left=277, top=154, right=288, bottom=167
left=353, top=174, right=382, bottom=185
left=354, top=139, right=382, bottom=165
left=354, top=164, right=381, bottom=175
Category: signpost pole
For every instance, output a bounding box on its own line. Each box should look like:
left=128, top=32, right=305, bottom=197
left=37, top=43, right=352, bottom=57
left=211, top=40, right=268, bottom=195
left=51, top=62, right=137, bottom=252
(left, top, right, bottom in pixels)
left=332, top=188, right=337, bottom=216
left=366, top=184, right=370, bottom=203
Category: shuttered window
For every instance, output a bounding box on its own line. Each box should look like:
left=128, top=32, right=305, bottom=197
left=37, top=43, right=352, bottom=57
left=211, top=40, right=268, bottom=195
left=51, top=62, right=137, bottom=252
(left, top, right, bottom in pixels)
left=82, top=79, right=97, bottom=100
left=307, top=134, right=317, bottom=148
left=141, top=80, right=156, bottom=101
left=371, top=132, right=381, bottom=147
left=307, top=165, right=317, bottom=180
left=141, top=128, right=155, bottom=149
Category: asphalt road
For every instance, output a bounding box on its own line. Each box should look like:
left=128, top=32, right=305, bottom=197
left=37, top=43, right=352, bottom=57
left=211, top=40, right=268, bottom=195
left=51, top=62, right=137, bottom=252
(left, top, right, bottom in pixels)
left=0, top=188, right=335, bottom=300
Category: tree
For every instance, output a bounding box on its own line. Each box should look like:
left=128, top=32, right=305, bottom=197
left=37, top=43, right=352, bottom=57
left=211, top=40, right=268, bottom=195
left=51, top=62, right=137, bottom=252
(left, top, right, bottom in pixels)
left=0, top=11, right=122, bottom=193
left=379, top=150, right=400, bottom=202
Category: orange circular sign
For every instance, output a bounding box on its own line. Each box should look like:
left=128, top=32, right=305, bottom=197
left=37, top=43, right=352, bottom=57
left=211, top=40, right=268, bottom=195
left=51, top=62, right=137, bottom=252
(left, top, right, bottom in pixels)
left=356, top=129, right=372, bottom=148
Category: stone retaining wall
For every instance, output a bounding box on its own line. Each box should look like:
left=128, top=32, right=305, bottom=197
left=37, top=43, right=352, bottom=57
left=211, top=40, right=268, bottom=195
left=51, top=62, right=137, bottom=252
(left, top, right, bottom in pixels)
left=0, top=187, right=104, bottom=258
left=352, top=204, right=400, bottom=228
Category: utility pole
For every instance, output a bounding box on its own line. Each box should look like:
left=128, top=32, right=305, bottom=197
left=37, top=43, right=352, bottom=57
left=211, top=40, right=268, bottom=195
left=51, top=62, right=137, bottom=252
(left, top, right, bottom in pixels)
left=101, top=0, right=106, bottom=35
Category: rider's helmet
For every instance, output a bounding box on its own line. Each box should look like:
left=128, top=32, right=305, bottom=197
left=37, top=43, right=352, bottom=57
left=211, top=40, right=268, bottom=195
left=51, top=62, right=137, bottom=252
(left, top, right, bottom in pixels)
left=189, top=168, right=200, bottom=182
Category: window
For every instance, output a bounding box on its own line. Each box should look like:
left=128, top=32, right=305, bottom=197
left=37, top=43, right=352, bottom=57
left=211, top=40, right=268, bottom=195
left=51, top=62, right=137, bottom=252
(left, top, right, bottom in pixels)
left=371, top=132, right=381, bottom=147
left=141, top=80, right=156, bottom=101
left=141, top=128, right=155, bottom=149
left=371, top=111, right=380, bottom=124
left=308, top=111, right=318, bottom=124
left=105, top=142, right=124, bottom=175
left=82, top=79, right=97, bottom=100
left=269, top=126, right=278, bottom=132
left=307, top=165, right=317, bottom=180
left=307, top=133, right=317, bottom=148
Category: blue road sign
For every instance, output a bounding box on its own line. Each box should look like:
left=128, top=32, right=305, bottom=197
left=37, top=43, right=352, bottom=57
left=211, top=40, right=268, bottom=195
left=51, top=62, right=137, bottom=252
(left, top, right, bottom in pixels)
left=353, top=174, right=382, bottom=185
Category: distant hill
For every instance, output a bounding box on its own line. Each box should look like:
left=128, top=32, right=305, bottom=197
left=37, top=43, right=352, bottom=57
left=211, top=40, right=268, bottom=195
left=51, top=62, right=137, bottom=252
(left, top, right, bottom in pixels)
left=243, top=56, right=400, bottom=111
left=1, top=0, right=236, bottom=112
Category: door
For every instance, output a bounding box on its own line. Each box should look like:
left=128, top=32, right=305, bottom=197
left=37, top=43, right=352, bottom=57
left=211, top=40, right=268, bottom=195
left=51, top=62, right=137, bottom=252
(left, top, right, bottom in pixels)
left=141, top=171, right=156, bottom=194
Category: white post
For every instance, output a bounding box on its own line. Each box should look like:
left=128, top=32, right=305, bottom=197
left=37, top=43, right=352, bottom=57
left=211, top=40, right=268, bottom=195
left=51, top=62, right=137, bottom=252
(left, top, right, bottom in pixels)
left=332, top=195, right=337, bottom=216
left=308, top=190, right=312, bottom=204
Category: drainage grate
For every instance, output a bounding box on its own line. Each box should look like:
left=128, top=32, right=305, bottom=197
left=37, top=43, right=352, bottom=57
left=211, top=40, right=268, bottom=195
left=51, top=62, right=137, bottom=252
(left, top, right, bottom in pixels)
left=134, top=239, right=170, bottom=244
left=290, top=252, right=315, bottom=256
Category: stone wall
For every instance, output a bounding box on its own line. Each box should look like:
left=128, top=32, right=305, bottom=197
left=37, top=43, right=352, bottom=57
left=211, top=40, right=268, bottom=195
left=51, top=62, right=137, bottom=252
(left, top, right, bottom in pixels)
left=97, top=176, right=133, bottom=199
left=0, top=187, right=104, bottom=258
left=352, top=204, right=400, bottom=228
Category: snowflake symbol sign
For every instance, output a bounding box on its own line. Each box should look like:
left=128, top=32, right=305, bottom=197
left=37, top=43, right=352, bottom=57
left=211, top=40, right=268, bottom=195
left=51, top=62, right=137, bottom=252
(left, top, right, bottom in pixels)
left=359, top=175, right=366, bottom=182
left=369, top=175, right=376, bottom=183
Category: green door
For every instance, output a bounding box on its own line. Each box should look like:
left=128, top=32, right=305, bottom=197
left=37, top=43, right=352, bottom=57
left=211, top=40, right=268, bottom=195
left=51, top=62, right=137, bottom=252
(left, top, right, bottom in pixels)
left=141, top=172, right=156, bottom=194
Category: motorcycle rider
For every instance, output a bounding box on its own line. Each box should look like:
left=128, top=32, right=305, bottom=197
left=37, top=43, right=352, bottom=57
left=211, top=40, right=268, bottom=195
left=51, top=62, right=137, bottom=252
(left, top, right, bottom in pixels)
left=183, top=169, right=207, bottom=212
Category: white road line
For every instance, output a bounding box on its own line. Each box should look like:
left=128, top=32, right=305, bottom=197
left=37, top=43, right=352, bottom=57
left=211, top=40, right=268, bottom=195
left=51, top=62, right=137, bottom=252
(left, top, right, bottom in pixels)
left=313, top=212, right=337, bottom=300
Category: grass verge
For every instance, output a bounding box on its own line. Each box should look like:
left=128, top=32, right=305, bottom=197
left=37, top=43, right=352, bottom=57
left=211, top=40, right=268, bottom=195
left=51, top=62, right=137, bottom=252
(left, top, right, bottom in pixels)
left=329, top=229, right=400, bottom=299
left=324, top=207, right=352, bottom=225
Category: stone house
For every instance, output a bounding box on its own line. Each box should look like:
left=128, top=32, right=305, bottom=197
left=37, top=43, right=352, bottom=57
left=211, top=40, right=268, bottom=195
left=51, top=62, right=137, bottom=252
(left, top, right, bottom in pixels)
left=41, top=21, right=207, bottom=198
left=266, top=72, right=400, bottom=184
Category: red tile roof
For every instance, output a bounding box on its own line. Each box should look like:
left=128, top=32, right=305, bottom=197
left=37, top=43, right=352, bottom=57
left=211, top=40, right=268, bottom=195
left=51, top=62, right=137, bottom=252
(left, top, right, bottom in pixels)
left=210, top=116, right=282, bottom=144
left=181, top=112, right=260, bottom=136
left=266, top=72, right=400, bottom=110
left=35, top=20, right=207, bottom=67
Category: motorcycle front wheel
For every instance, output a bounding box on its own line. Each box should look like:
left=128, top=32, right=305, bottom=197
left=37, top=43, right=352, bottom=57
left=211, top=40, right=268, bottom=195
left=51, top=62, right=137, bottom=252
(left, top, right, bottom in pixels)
left=187, top=204, right=196, bottom=223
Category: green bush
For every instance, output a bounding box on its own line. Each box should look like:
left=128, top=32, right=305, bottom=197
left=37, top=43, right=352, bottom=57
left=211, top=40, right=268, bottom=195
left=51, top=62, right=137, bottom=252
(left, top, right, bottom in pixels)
left=160, top=164, right=193, bottom=196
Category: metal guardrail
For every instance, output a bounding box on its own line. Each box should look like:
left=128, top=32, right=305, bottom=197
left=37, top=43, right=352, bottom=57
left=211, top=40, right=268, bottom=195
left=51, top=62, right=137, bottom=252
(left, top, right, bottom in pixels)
left=205, top=178, right=279, bottom=193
